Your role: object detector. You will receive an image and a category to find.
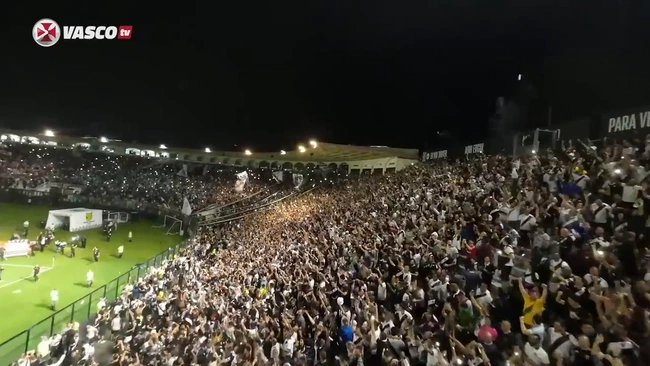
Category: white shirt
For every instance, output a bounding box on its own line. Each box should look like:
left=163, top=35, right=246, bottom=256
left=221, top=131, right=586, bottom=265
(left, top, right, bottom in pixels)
left=377, top=282, right=387, bottom=301
left=544, top=173, right=558, bottom=193
left=584, top=274, right=608, bottom=288
left=590, top=203, right=611, bottom=223
left=118, top=246, right=124, bottom=253
left=283, top=331, right=297, bottom=356
left=157, top=302, right=166, bottom=316
left=474, top=289, right=493, bottom=307
left=572, top=173, right=590, bottom=189
left=36, top=339, right=50, bottom=358
left=520, top=213, right=537, bottom=231
left=503, top=245, right=514, bottom=266
left=87, top=271, right=94, bottom=281
left=86, top=326, right=98, bottom=340
left=546, top=328, right=577, bottom=359
left=507, top=206, right=520, bottom=221
left=97, top=298, right=106, bottom=312
left=111, top=317, right=121, bottom=331
left=401, top=271, right=412, bottom=285
left=423, top=346, right=442, bottom=366
left=82, top=343, right=95, bottom=359
left=549, top=259, right=570, bottom=272
left=524, top=343, right=550, bottom=365
left=270, top=342, right=281, bottom=361
left=622, top=185, right=640, bottom=203
left=50, top=290, right=59, bottom=302
left=396, top=308, right=413, bottom=322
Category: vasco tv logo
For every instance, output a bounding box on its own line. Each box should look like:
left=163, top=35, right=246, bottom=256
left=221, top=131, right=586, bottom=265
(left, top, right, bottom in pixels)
left=33, top=18, right=133, bottom=47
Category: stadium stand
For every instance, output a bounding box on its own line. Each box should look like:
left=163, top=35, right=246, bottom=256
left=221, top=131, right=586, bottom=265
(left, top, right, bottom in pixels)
left=2, top=124, right=649, bottom=366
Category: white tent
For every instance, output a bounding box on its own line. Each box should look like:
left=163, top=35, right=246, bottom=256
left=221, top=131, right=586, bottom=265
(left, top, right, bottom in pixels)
left=46, top=208, right=103, bottom=232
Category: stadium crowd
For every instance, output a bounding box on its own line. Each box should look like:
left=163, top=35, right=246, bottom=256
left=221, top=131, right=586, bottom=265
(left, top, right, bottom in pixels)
left=0, top=145, right=271, bottom=213
left=11, top=136, right=650, bottom=366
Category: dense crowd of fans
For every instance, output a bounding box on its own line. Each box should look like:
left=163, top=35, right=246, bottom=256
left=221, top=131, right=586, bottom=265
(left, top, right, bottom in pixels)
left=0, top=145, right=271, bottom=212
left=10, top=135, right=650, bottom=366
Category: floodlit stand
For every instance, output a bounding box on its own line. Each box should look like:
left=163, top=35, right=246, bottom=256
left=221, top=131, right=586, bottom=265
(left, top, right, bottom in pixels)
left=153, top=215, right=183, bottom=235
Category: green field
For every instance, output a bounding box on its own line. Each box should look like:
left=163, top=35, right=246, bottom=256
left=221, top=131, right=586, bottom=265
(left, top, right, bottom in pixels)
left=0, top=203, right=181, bottom=363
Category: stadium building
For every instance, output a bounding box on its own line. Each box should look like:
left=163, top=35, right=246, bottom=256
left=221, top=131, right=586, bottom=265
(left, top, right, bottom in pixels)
left=0, top=129, right=419, bottom=175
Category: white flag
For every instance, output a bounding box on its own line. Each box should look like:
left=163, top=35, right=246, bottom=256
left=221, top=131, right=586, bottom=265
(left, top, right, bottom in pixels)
left=177, top=164, right=188, bottom=177
left=181, top=197, right=192, bottom=216
left=292, top=173, right=304, bottom=189
left=234, top=171, right=249, bottom=192
left=272, top=171, right=284, bottom=183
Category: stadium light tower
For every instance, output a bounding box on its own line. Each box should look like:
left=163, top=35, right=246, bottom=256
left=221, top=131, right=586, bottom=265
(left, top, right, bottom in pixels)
left=205, top=147, right=211, bottom=153
left=244, top=149, right=252, bottom=155
left=309, top=140, right=318, bottom=148
left=44, top=129, right=55, bottom=137
left=99, top=137, right=108, bottom=143
left=159, top=144, right=167, bottom=149
left=298, top=145, right=306, bottom=153
left=280, top=150, right=286, bottom=155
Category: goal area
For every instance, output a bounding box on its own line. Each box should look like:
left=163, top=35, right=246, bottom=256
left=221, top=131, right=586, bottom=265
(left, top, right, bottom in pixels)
left=107, top=211, right=130, bottom=230
left=152, top=215, right=183, bottom=235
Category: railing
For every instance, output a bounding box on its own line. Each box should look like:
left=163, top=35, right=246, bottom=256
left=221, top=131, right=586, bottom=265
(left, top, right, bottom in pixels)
left=0, top=240, right=190, bottom=365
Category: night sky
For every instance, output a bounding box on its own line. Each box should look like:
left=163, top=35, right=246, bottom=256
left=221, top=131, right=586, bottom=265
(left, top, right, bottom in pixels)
left=2, top=1, right=650, bottom=152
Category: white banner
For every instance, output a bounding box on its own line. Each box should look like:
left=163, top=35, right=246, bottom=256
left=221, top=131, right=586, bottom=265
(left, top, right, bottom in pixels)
left=292, top=173, right=304, bottom=189
left=181, top=197, right=192, bottom=216
left=422, top=150, right=448, bottom=162
left=177, top=164, right=189, bottom=177
left=272, top=171, right=284, bottom=183
left=235, top=171, right=249, bottom=192
left=464, top=143, right=484, bottom=155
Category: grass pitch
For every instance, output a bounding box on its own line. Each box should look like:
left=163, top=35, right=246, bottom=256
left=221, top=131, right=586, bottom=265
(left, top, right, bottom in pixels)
left=0, top=203, right=181, bottom=363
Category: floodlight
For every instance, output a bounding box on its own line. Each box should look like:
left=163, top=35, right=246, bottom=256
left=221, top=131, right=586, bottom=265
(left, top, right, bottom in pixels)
left=160, top=144, right=167, bottom=149
left=44, top=129, right=55, bottom=137
left=99, top=137, right=108, bottom=143
left=205, top=148, right=211, bottom=153
left=245, top=150, right=252, bottom=155
left=280, top=150, right=286, bottom=155
left=309, top=140, right=317, bottom=148
left=298, top=145, right=306, bottom=153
